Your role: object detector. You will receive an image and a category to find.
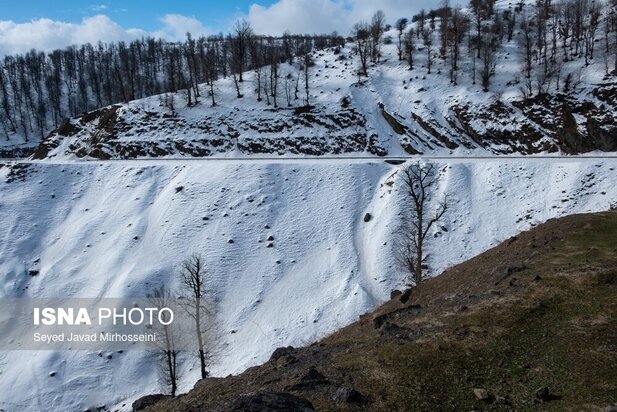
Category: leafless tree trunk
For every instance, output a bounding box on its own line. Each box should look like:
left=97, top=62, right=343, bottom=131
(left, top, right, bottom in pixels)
left=232, top=19, right=253, bottom=83
left=423, top=29, right=434, bottom=74
left=404, top=28, right=415, bottom=70
left=396, top=18, right=408, bottom=61
left=284, top=73, right=293, bottom=106
left=302, top=49, right=312, bottom=106
left=370, top=10, right=386, bottom=63
left=203, top=45, right=217, bottom=106
left=394, top=162, right=448, bottom=286
left=178, top=254, right=209, bottom=379
left=480, top=34, right=497, bottom=91
left=439, top=0, right=451, bottom=59
left=449, top=8, right=469, bottom=85
left=248, top=36, right=263, bottom=102
left=267, top=41, right=280, bottom=108
left=353, top=22, right=371, bottom=76
left=148, top=285, right=181, bottom=396
left=294, top=72, right=300, bottom=101
left=519, top=13, right=534, bottom=81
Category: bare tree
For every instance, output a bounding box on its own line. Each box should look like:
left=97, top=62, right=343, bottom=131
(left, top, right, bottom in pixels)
left=395, top=18, right=409, bottom=61
left=395, top=162, right=448, bottom=286
left=148, top=285, right=181, bottom=396
left=505, top=10, right=516, bottom=42
left=404, top=28, right=416, bottom=70
left=613, top=0, right=617, bottom=73
left=248, top=36, right=264, bottom=102
left=519, top=13, right=535, bottom=95
left=469, top=0, right=485, bottom=58
left=480, top=33, right=497, bottom=91
left=353, top=22, right=372, bottom=76
left=370, top=10, right=386, bottom=62
left=163, top=92, right=176, bottom=116
left=449, top=8, right=469, bottom=84
left=584, top=0, right=602, bottom=65
left=423, top=28, right=434, bottom=74
left=267, top=40, right=281, bottom=108
left=232, top=19, right=252, bottom=82
left=203, top=42, right=217, bottom=106
left=416, top=9, right=427, bottom=38
left=559, top=1, right=573, bottom=61
left=303, top=51, right=312, bottom=106
left=178, top=254, right=210, bottom=379
left=439, top=0, right=452, bottom=59
left=183, top=33, right=199, bottom=106
left=228, top=34, right=244, bottom=98
left=284, top=72, right=294, bottom=106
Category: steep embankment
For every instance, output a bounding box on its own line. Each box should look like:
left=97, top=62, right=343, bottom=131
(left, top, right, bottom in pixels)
left=147, top=210, right=617, bottom=411
left=0, top=160, right=395, bottom=411
left=1, top=158, right=615, bottom=411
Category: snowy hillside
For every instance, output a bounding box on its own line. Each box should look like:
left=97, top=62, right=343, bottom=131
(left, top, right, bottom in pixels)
left=34, top=58, right=617, bottom=160
left=0, top=0, right=614, bottom=160
left=28, top=4, right=617, bottom=160
left=1, top=0, right=616, bottom=409
left=1, top=157, right=616, bottom=410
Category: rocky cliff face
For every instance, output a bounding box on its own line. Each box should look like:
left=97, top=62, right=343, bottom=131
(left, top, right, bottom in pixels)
left=34, top=87, right=616, bottom=160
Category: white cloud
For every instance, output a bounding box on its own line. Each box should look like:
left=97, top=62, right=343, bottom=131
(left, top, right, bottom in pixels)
left=248, top=0, right=347, bottom=35
left=153, top=14, right=212, bottom=41
left=89, top=4, right=109, bottom=12
left=247, top=0, right=439, bottom=36
left=0, top=13, right=214, bottom=56
left=0, top=15, right=146, bottom=55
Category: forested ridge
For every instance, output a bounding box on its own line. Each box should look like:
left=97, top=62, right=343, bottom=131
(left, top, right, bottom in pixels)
left=0, top=25, right=344, bottom=142
left=1, top=0, right=616, bottom=148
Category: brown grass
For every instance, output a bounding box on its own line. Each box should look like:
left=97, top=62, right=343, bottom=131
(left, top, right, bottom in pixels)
left=149, top=211, right=617, bottom=411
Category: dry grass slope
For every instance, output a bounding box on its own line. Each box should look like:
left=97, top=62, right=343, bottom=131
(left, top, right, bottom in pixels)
left=147, top=211, right=617, bottom=411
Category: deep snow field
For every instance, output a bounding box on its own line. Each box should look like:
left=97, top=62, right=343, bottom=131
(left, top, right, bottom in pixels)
left=0, top=157, right=616, bottom=410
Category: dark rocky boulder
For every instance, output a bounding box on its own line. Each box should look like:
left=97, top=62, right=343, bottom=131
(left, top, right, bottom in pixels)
left=399, top=288, right=413, bottom=304
left=390, top=289, right=402, bottom=299
left=132, top=394, right=170, bottom=411
left=332, top=386, right=366, bottom=404
left=269, top=346, right=295, bottom=362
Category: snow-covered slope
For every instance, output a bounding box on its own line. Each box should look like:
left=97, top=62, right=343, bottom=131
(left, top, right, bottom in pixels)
left=1, top=158, right=616, bottom=410
left=32, top=21, right=617, bottom=160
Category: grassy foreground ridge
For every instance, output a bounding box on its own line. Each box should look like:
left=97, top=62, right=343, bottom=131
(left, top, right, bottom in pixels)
left=147, top=211, right=617, bottom=411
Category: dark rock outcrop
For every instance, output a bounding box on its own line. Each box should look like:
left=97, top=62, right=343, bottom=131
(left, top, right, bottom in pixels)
left=132, top=394, right=170, bottom=411
left=332, top=387, right=366, bottom=404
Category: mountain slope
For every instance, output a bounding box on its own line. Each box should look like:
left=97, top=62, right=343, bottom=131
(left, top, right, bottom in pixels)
left=31, top=27, right=617, bottom=160
left=1, top=158, right=615, bottom=411
left=147, top=210, right=617, bottom=411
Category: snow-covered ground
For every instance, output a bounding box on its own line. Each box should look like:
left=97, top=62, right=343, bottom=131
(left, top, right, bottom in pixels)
left=0, top=157, right=615, bottom=411
left=1, top=2, right=615, bottom=409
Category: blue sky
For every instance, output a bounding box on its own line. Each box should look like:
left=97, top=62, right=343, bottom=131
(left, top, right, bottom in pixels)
left=0, top=1, right=273, bottom=32
left=0, top=0, right=435, bottom=55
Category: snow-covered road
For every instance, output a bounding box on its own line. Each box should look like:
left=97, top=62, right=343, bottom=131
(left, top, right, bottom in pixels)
left=2, top=154, right=617, bottom=164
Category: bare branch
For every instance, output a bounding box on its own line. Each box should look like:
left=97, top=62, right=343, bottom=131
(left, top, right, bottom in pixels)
left=394, top=161, right=448, bottom=286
